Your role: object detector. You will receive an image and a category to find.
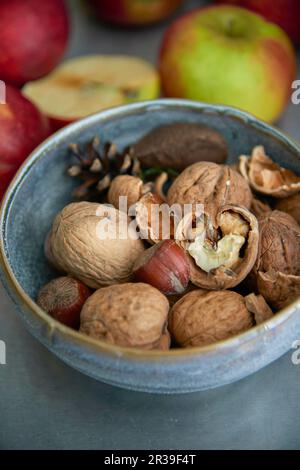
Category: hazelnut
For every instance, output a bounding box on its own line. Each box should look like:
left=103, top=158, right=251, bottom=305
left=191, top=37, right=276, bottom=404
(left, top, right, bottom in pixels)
left=180, top=205, right=259, bottom=290
left=133, top=240, right=190, bottom=295
left=49, top=202, right=145, bottom=288
left=239, top=146, right=300, bottom=198
left=37, top=277, right=91, bottom=329
left=274, top=193, right=300, bottom=225
left=167, top=162, right=252, bottom=222
left=131, top=123, right=228, bottom=171
left=80, top=283, right=170, bottom=350
left=169, top=290, right=254, bottom=348
left=251, top=210, right=300, bottom=309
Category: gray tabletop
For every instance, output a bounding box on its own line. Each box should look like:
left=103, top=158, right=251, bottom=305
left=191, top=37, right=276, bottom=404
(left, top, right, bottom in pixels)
left=1, top=0, right=300, bottom=450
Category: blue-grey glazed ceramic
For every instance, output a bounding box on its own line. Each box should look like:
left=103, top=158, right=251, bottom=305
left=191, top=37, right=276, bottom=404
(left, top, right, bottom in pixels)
left=1, top=99, right=300, bottom=394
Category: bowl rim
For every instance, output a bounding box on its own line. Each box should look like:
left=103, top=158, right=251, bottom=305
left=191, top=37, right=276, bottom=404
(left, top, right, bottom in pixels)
left=1, top=98, right=300, bottom=362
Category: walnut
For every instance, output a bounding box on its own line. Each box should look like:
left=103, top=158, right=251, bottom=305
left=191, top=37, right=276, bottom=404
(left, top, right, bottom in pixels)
left=239, top=146, right=300, bottom=198
left=167, top=162, right=252, bottom=223
left=80, top=283, right=170, bottom=350
left=250, top=198, right=272, bottom=218
left=169, top=290, right=254, bottom=347
left=274, top=193, right=300, bottom=225
left=251, top=210, right=300, bottom=309
left=131, top=123, right=228, bottom=171
left=48, top=202, right=145, bottom=288
left=108, top=175, right=149, bottom=210
left=135, top=192, right=174, bottom=244
left=179, top=205, right=259, bottom=290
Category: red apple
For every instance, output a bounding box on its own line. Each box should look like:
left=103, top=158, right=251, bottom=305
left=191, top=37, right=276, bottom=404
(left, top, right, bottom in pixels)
left=215, top=0, right=300, bottom=44
left=0, top=85, right=51, bottom=198
left=160, top=5, right=296, bottom=123
left=0, top=0, right=69, bottom=87
left=86, top=0, right=183, bottom=26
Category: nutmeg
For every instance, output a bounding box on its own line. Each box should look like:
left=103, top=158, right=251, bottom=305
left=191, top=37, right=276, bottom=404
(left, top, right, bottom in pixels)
left=131, top=123, right=228, bottom=171
left=239, top=146, right=300, bottom=198
left=169, top=290, right=254, bottom=348
left=48, top=202, right=145, bottom=288
left=80, top=283, right=170, bottom=350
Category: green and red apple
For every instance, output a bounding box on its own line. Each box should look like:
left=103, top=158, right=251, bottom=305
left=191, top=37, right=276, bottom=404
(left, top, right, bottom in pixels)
left=159, top=5, right=296, bottom=123
left=23, top=55, right=160, bottom=130
left=215, top=0, right=300, bottom=45
left=86, top=0, right=183, bottom=26
left=0, top=86, right=51, bottom=198
left=0, top=0, right=69, bottom=87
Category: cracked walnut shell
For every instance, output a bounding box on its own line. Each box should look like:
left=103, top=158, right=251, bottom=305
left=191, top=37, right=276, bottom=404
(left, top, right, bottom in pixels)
left=169, top=290, right=254, bottom=348
left=239, top=146, right=300, bottom=198
left=274, top=193, right=300, bottom=225
left=182, top=205, right=259, bottom=290
left=80, top=283, right=170, bottom=350
left=49, top=202, right=145, bottom=288
left=167, top=162, right=252, bottom=222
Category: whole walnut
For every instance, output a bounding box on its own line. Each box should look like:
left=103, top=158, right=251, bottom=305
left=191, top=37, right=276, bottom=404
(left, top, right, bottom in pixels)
left=167, top=162, right=252, bottom=222
left=131, top=123, right=228, bottom=171
left=48, top=202, right=145, bottom=288
left=80, top=283, right=170, bottom=350
left=169, top=290, right=254, bottom=347
left=274, top=193, right=300, bottom=225
left=251, top=210, right=300, bottom=309
left=178, top=205, right=259, bottom=290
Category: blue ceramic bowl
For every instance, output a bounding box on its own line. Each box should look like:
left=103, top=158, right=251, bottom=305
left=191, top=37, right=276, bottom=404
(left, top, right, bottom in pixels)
left=1, top=99, right=300, bottom=394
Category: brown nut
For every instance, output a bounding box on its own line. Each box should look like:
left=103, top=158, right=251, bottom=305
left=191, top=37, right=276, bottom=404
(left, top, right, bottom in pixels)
left=80, top=283, right=170, bottom=350
left=135, top=192, right=174, bottom=244
left=169, top=290, right=254, bottom=348
left=49, top=202, right=145, bottom=288
left=239, top=146, right=300, bottom=198
left=274, top=193, right=300, bottom=225
left=131, top=123, right=228, bottom=171
left=250, top=198, right=272, bottom=218
left=167, top=162, right=252, bottom=222
left=181, top=205, right=259, bottom=290
left=250, top=210, right=300, bottom=309
left=108, top=175, right=148, bottom=210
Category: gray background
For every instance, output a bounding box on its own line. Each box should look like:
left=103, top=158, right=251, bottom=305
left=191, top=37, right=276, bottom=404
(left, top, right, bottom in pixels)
left=0, top=0, right=300, bottom=450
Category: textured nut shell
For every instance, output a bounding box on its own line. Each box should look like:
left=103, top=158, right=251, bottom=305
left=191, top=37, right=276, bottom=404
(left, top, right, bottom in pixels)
left=135, top=192, right=170, bottom=244
left=49, top=202, right=145, bottom=288
left=274, top=193, right=300, bottom=225
left=132, top=123, right=228, bottom=171
left=167, top=162, right=252, bottom=222
left=108, top=175, right=143, bottom=210
left=257, top=271, right=300, bottom=310
left=254, top=211, right=300, bottom=275
left=189, top=205, right=259, bottom=290
left=250, top=198, right=272, bottom=218
left=244, top=293, right=273, bottom=325
left=80, top=283, right=170, bottom=349
left=170, top=290, right=253, bottom=348
left=239, top=146, right=300, bottom=198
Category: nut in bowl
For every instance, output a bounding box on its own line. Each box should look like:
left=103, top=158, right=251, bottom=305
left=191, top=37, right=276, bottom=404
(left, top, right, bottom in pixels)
left=0, top=100, right=300, bottom=393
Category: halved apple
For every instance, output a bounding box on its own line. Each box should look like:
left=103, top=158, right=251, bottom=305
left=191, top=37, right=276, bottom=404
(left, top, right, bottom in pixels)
left=23, top=55, right=160, bottom=130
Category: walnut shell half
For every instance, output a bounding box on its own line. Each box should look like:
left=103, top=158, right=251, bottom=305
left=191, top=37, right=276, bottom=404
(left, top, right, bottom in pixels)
left=169, top=290, right=254, bottom=348
left=49, top=202, right=145, bottom=288
left=167, top=162, right=252, bottom=223
left=80, top=283, right=170, bottom=350
left=184, top=205, right=259, bottom=290
left=239, top=146, right=300, bottom=198
left=274, top=193, right=300, bottom=225
left=257, top=271, right=300, bottom=310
